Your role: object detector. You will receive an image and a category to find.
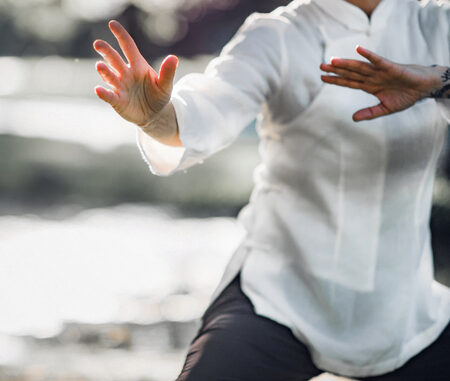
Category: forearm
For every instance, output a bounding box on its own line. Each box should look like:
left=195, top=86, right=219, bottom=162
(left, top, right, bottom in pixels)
left=428, top=65, right=450, bottom=99
left=138, top=101, right=183, bottom=147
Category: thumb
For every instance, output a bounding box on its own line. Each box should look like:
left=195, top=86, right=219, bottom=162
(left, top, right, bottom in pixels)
left=353, top=103, right=388, bottom=122
left=157, top=55, right=178, bottom=94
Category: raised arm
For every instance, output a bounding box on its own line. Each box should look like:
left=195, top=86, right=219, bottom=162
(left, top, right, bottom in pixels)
left=93, top=15, right=287, bottom=176
left=135, top=14, right=287, bottom=176
left=93, top=20, right=182, bottom=147
left=319, top=45, right=448, bottom=122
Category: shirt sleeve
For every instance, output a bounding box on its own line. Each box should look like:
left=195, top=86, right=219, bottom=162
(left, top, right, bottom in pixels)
left=136, top=12, right=287, bottom=176
left=436, top=98, right=450, bottom=123
left=433, top=1, right=450, bottom=123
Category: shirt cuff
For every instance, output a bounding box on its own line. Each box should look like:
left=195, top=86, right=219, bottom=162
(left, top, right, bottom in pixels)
left=436, top=98, right=450, bottom=123
left=136, top=92, right=208, bottom=177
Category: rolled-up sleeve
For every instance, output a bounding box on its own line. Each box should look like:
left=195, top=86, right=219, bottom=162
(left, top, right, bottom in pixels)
left=136, top=12, right=288, bottom=176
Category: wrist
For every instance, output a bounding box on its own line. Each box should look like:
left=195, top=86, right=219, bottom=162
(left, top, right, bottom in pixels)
left=137, top=102, right=169, bottom=132
left=138, top=101, right=181, bottom=147
left=428, top=65, right=450, bottom=99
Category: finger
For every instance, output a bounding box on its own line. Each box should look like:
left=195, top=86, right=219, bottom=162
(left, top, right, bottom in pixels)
left=320, top=63, right=368, bottom=82
left=328, top=57, right=375, bottom=76
left=95, top=86, right=119, bottom=106
left=321, top=75, right=365, bottom=90
left=353, top=103, right=390, bottom=122
left=93, top=39, right=127, bottom=73
left=157, top=55, right=178, bottom=94
left=355, top=45, right=391, bottom=70
left=96, top=61, right=121, bottom=89
left=108, top=20, right=144, bottom=66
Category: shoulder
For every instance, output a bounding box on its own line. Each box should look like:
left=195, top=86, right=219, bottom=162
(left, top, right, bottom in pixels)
left=417, top=0, right=450, bottom=11
left=413, top=0, right=450, bottom=21
left=237, top=0, right=320, bottom=40
left=395, top=0, right=449, bottom=40
left=391, top=0, right=448, bottom=21
left=414, top=0, right=450, bottom=45
left=219, top=11, right=286, bottom=60
left=404, top=0, right=449, bottom=64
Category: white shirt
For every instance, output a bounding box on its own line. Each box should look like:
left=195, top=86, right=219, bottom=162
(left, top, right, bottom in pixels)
left=136, top=0, right=450, bottom=377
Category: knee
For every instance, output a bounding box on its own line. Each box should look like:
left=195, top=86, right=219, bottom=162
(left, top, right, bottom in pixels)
left=174, top=330, right=230, bottom=381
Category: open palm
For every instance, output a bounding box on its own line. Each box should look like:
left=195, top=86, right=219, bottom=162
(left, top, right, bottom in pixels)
left=320, top=45, right=436, bottom=122
left=93, top=20, right=178, bottom=128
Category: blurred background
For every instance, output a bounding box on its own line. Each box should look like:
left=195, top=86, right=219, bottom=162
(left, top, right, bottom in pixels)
left=0, top=0, right=449, bottom=380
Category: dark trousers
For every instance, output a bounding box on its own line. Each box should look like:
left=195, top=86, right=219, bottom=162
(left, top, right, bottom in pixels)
left=175, top=271, right=450, bottom=381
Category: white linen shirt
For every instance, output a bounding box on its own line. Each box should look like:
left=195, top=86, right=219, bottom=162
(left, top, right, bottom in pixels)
left=136, top=0, right=450, bottom=377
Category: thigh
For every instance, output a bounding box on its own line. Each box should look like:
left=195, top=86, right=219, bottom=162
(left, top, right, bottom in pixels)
left=358, top=320, right=450, bottom=381
left=175, top=271, right=323, bottom=381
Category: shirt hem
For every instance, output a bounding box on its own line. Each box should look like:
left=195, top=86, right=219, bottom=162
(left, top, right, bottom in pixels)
left=309, top=286, right=450, bottom=378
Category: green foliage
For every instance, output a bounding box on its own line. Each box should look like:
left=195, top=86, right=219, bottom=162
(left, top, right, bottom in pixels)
left=0, top=134, right=259, bottom=213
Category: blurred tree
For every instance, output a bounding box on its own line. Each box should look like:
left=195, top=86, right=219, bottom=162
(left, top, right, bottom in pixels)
left=0, top=0, right=290, bottom=58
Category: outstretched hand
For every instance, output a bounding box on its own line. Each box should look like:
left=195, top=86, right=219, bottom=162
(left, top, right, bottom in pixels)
left=93, top=20, right=179, bottom=128
left=320, top=45, right=440, bottom=122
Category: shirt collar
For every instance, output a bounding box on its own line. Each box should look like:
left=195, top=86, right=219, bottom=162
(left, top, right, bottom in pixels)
left=313, top=0, right=393, bottom=33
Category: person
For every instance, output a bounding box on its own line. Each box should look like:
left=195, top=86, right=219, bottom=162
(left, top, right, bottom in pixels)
left=92, top=0, right=450, bottom=379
